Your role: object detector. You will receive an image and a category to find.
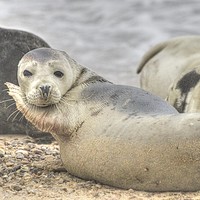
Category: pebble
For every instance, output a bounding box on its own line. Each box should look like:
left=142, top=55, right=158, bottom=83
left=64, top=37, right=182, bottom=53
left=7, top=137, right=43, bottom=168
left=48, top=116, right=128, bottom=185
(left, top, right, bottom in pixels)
left=0, top=148, right=5, bottom=157
left=27, top=143, right=36, bottom=148
left=16, top=153, right=25, bottom=159
left=16, top=150, right=29, bottom=155
left=12, top=165, right=21, bottom=172
left=4, top=154, right=12, bottom=158
left=21, top=160, right=30, bottom=164
left=33, top=149, right=43, bottom=154
left=27, top=188, right=37, bottom=194
left=0, top=177, right=4, bottom=187
left=41, top=146, right=47, bottom=150
left=20, top=166, right=29, bottom=172
left=45, top=155, right=55, bottom=162
left=6, top=162, right=14, bottom=167
left=11, top=185, right=22, bottom=191
left=58, top=178, right=64, bottom=184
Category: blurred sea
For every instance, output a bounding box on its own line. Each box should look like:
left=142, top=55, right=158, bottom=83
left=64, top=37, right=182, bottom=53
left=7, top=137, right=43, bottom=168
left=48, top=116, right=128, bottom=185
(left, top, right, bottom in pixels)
left=0, top=0, right=200, bottom=86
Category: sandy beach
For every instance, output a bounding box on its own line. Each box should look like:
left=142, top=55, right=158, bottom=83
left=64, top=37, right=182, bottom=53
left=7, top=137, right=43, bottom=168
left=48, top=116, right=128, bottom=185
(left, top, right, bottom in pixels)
left=0, top=135, right=200, bottom=200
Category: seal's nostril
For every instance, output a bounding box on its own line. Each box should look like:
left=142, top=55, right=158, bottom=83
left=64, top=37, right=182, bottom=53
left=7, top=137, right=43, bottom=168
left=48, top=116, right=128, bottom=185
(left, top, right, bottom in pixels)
left=40, top=85, right=51, bottom=98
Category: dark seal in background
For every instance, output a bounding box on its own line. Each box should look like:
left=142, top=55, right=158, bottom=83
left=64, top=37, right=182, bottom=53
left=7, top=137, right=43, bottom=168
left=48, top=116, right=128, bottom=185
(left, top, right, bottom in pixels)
left=0, top=27, right=52, bottom=140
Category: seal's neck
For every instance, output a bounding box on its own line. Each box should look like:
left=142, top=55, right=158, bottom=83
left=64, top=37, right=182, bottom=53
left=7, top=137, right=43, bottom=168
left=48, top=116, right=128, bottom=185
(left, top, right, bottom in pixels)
left=18, top=102, right=73, bottom=143
left=66, top=56, right=110, bottom=89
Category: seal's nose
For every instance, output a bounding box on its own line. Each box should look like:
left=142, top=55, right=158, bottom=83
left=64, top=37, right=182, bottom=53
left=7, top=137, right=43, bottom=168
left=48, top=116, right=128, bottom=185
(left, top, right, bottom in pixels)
left=39, top=85, right=51, bottom=99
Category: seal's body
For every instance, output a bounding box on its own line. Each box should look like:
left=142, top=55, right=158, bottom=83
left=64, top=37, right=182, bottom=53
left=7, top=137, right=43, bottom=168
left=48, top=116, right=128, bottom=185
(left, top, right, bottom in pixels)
left=6, top=48, right=200, bottom=192
left=137, top=36, right=200, bottom=113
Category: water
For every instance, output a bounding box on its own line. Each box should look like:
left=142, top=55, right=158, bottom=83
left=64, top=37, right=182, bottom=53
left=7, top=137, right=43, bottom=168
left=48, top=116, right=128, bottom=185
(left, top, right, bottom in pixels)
left=0, top=0, right=200, bottom=86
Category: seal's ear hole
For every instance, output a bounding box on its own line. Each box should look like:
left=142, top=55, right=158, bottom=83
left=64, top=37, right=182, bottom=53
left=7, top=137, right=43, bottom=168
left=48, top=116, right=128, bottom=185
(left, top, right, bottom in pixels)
left=23, top=70, right=33, bottom=77
left=54, top=71, right=64, bottom=78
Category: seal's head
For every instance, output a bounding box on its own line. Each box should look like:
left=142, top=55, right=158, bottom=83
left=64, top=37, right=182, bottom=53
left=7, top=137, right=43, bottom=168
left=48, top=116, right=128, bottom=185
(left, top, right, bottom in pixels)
left=17, top=48, right=74, bottom=107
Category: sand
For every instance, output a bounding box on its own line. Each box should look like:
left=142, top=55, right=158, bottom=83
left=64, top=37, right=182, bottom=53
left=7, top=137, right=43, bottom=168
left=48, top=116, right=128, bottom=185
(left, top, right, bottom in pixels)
left=1, top=134, right=200, bottom=200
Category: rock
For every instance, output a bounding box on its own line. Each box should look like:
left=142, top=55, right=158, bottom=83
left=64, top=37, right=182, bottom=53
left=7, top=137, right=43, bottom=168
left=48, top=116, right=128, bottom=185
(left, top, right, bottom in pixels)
left=26, top=188, right=37, bottom=194
left=16, top=153, right=25, bottom=159
left=20, top=166, right=30, bottom=173
left=27, top=142, right=36, bottom=148
left=15, top=149, right=29, bottom=156
left=58, top=178, right=64, bottom=184
left=11, top=185, right=22, bottom=191
left=6, top=162, right=14, bottom=167
left=0, top=27, right=53, bottom=140
left=0, top=148, right=5, bottom=157
left=33, top=149, right=43, bottom=154
left=11, top=165, right=21, bottom=172
left=44, top=156, right=55, bottom=165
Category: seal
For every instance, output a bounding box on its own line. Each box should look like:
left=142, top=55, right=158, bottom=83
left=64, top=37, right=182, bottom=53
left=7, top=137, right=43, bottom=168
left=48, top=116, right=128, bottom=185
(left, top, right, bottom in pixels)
left=166, top=67, right=200, bottom=113
left=137, top=36, right=200, bottom=113
left=0, top=27, right=50, bottom=138
left=6, top=48, right=200, bottom=192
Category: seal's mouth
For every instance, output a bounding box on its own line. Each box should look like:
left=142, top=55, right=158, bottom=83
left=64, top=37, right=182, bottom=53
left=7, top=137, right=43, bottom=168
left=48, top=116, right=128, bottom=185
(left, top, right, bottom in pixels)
left=33, top=103, right=53, bottom=107
left=25, top=87, right=61, bottom=108
left=26, top=97, right=58, bottom=108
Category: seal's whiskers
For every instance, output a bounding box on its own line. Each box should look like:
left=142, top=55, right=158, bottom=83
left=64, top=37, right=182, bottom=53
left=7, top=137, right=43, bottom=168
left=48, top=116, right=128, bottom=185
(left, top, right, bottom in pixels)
left=11, top=110, right=22, bottom=122
left=0, top=98, right=15, bottom=104
left=7, top=109, right=20, bottom=121
left=6, top=102, right=16, bottom=109
left=2, top=88, right=9, bottom=92
left=19, top=114, right=25, bottom=122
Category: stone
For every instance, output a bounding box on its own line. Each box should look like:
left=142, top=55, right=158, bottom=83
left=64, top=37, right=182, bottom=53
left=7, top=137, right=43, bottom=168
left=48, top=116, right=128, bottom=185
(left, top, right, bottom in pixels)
left=0, top=27, right=52, bottom=139
left=15, top=149, right=29, bottom=156
left=0, top=148, right=5, bottom=157
left=11, top=184, right=22, bottom=191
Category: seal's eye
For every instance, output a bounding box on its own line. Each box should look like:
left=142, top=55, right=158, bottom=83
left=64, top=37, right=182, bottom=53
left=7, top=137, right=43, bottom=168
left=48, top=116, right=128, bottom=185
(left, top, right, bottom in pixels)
left=23, top=70, right=33, bottom=77
left=54, top=71, right=64, bottom=78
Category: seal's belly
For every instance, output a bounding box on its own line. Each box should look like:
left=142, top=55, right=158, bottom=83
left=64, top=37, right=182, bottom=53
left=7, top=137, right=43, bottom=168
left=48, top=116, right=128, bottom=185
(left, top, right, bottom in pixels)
left=60, top=113, right=200, bottom=192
